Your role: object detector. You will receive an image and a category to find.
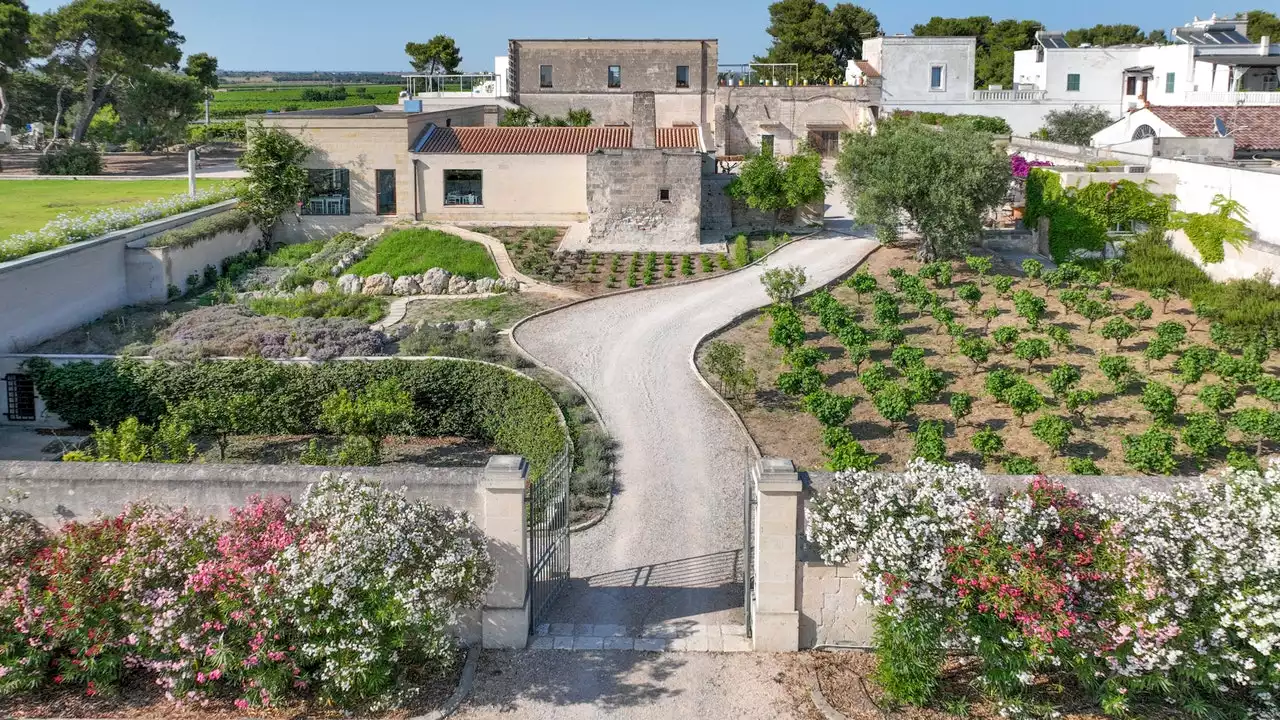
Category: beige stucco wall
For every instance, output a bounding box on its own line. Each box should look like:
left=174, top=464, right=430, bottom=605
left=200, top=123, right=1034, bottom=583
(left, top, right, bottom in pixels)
left=415, top=153, right=588, bottom=223
left=262, top=116, right=420, bottom=221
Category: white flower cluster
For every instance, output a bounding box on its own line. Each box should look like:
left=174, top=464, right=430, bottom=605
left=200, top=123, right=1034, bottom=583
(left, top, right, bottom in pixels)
left=806, top=459, right=989, bottom=615
left=1, top=186, right=239, bottom=262
left=1102, top=461, right=1280, bottom=710
left=279, top=474, right=494, bottom=696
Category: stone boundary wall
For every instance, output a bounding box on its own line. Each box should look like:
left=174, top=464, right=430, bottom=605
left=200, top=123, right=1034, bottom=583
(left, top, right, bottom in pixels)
left=0, top=455, right=533, bottom=648
left=125, top=212, right=260, bottom=305
left=0, top=200, right=242, bottom=352
left=0, top=460, right=484, bottom=527
left=747, top=458, right=1197, bottom=651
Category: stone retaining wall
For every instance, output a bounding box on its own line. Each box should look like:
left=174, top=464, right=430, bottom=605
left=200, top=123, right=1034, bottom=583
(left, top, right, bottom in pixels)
left=0, top=200, right=242, bottom=352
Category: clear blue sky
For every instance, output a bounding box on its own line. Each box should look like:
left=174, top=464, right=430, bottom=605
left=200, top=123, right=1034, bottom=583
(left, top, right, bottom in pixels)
left=27, top=0, right=1229, bottom=72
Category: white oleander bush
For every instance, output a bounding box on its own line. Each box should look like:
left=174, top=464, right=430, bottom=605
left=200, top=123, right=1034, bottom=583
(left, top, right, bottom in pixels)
left=806, top=459, right=1280, bottom=718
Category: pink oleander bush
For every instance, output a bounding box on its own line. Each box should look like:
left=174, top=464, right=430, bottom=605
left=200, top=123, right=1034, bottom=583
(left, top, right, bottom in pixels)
left=807, top=459, right=1280, bottom=718
left=0, top=475, right=494, bottom=710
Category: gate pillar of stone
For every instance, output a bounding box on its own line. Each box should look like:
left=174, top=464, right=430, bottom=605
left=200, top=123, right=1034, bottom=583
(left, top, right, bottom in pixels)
left=752, top=457, right=803, bottom=652
left=481, top=455, right=530, bottom=648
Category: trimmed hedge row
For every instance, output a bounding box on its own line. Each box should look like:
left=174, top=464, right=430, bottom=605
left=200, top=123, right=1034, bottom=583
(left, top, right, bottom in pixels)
left=25, top=357, right=566, bottom=476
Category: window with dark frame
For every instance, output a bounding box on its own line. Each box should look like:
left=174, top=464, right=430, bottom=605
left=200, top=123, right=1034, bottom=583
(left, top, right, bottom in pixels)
left=444, top=169, right=483, bottom=206
left=376, top=169, right=397, bottom=216
left=659, top=188, right=671, bottom=202
left=929, top=65, right=944, bottom=90
left=608, top=65, right=622, bottom=88
left=676, top=65, right=690, bottom=88
left=4, top=374, right=35, bottom=422
left=302, top=169, right=350, bottom=216
left=1066, top=73, right=1081, bottom=91
left=540, top=64, right=553, bottom=88
left=1126, top=76, right=1138, bottom=95
left=761, top=134, right=775, bottom=156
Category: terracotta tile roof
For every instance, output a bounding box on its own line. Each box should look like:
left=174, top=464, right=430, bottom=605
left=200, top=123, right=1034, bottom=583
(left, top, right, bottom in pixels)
left=416, top=125, right=700, bottom=154
left=1146, top=106, right=1280, bottom=152
left=854, top=60, right=882, bottom=79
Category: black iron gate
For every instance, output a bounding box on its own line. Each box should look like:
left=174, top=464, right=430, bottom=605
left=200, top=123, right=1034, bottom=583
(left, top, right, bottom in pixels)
left=528, top=445, right=571, bottom=628
left=742, top=453, right=756, bottom=638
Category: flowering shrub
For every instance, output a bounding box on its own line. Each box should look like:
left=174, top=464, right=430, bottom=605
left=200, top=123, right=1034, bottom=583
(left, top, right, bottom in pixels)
left=0, top=475, right=493, bottom=709
left=806, top=459, right=1280, bottom=718
left=1010, top=153, right=1053, bottom=179
left=1, top=186, right=239, bottom=263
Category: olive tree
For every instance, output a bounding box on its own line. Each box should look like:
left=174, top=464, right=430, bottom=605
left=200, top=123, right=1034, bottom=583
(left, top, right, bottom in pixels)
left=837, top=120, right=1010, bottom=260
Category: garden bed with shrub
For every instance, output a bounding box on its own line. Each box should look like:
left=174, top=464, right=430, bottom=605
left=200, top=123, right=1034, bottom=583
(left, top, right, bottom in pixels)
left=0, top=474, right=492, bottom=714
left=475, top=226, right=739, bottom=295
left=699, top=242, right=1280, bottom=475
left=26, top=356, right=567, bottom=478
left=805, top=459, right=1280, bottom=718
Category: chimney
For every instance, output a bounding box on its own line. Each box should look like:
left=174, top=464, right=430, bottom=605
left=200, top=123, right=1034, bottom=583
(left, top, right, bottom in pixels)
left=632, top=91, right=656, bottom=149
left=1262, top=35, right=1271, bottom=57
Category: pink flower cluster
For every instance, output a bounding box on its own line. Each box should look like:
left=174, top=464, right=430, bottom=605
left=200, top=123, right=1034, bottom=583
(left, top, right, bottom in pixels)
left=1010, top=153, right=1053, bottom=179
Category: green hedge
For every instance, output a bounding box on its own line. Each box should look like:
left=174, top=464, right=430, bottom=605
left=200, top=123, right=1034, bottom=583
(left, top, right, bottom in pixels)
left=149, top=208, right=252, bottom=248
left=26, top=357, right=566, bottom=477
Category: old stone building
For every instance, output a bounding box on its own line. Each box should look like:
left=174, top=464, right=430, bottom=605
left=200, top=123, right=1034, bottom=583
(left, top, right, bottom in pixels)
left=507, top=38, right=718, bottom=127
left=585, top=93, right=705, bottom=249
left=714, top=84, right=880, bottom=157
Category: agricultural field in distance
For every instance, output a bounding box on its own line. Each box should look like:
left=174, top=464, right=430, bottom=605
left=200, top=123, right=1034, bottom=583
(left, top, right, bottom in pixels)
left=209, top=84, right=403, bottom=118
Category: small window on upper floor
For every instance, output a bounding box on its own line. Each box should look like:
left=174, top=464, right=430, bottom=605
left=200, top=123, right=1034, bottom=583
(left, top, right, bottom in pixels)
left=1126, top=76, right=1138, bottom=96
left=929, top=65, right=945, bottom=91
left=676, top=65, right=690, bottom=88
left=540, top=64, right=553, bottom=88
left=659, top=188, right=671, bottom=202
left=1066, top=73, right=1081, bottom=92
left=608, top=65, right=622, bottom=89
left=1165, top=72, right=1176, bottom=93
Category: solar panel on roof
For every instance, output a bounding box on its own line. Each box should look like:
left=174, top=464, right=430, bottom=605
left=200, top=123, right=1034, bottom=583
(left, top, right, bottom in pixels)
left=1205, top=30, right=1252, bottom=44
left=1040, top=35, right=1070, bottom=49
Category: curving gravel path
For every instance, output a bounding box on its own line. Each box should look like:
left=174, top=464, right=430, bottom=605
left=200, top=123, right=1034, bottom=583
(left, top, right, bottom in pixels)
left=513, top=230, right=879, bottom=631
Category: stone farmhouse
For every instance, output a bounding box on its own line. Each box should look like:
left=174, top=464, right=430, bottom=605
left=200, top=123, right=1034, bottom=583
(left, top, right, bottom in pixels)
left=262, top=37, right=882, bottom=248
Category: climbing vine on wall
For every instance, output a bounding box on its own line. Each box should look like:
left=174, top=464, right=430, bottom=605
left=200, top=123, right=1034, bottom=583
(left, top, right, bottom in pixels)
left=1172, top=194, right=1252, bottom=265
left=1024, top=169, right=1173, bottom=262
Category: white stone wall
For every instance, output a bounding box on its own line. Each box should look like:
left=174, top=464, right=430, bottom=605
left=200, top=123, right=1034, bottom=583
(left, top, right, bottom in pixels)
left=0, top=201, right=240, bottom=353
left=125, top=215, right=260, bottom=305
left=864, top=36, right=976, bottom=104
left=799, top=562, right=875, bottom=647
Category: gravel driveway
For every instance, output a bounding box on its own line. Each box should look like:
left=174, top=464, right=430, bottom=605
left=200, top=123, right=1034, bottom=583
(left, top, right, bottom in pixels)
left=513, top=230, right=879, bottom=631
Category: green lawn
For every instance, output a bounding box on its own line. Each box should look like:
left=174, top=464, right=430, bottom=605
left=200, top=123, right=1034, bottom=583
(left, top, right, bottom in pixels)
left=0, top=179, right=211, bottom=237
left=349, top=229, right=499, bottom=279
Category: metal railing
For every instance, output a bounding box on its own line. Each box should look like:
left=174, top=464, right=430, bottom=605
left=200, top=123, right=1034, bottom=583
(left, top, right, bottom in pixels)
left=402, top=73, right=501, bottom=98
left=527, top=444, right=571, bottom=628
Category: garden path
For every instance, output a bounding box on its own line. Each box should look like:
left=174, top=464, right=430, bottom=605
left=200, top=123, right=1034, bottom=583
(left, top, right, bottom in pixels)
left=512, top=212, right=878, bottom=635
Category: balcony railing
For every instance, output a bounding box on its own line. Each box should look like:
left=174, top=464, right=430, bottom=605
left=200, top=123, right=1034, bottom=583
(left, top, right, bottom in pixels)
left=403, top=73, right=501, bottom=99
left=1179, top=91, right=1280, bottom=106
left=972, top=88, right=1048, bottom=102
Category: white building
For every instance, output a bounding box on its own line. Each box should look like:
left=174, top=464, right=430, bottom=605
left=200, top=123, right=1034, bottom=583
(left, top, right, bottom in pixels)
left=857, top=35, right=1126, bottom=134
left=1091, top=104, right=1280, bottom=158
left=1013, top=15, right=1279, bottom=115
left=857, top=13, right=1278, bottom=136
